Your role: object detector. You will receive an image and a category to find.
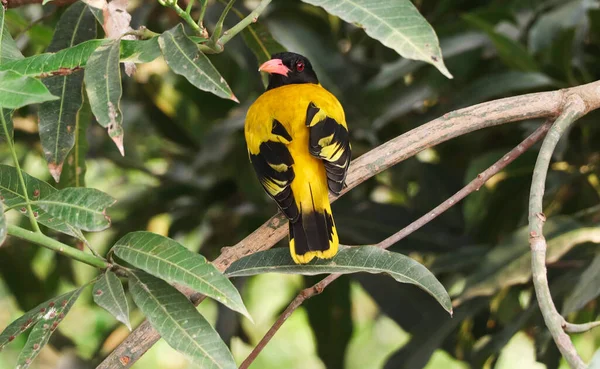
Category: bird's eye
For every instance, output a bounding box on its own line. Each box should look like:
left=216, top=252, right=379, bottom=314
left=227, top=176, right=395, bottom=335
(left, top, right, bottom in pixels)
left=296, top=61, right=305, bottom=72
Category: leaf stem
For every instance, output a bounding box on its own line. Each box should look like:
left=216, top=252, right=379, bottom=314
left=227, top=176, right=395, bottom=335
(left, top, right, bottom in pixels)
left=217, top=0, right=272, bottom=46
left=210, top=0, right=235, bottom=45
left=528, top=95, right=587, bottom=369
left=185, top=0, right=195, bottom=14
left=158, top=0, right=204, bottom=36
left=0, top=111, right=41, bottom=233
left=7, top=224, right=110, bottom=269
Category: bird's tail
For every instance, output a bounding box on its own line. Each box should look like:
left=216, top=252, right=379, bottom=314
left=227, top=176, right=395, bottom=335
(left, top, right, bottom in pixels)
left=288, top=189, right=339, bottom=264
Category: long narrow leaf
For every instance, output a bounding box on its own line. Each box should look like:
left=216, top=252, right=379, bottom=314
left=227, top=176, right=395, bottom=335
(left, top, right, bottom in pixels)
left=0, top=71, right=58, bottom=109
left=36, top=188, right=116, bottom=232
left=158, top=24, right=236, bottom=101
left=128, top=271, right=237, bottom=369
left=301, top=0, right=452, bottom=78
left=84, top=40, right=125, bottom=154
left=0, top=164, right=83, bottom=238
left=0, top=288, right=83, bottom=350
left=93, top=271, right=131, bottom=330
left=14, top=287, right=84, bottom=369
left=226, top=245, right=452, bottom=314
left=112, top=231, right=250, bottom=319
left=0, top=7, right=24, bottom=63
left=59, top=98, right=92, bottom=188
left=39, top=1, right=97, bottom=183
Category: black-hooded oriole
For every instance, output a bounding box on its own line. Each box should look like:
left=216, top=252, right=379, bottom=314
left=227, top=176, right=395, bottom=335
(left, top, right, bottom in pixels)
left=245, top=52, right=351, bottom=264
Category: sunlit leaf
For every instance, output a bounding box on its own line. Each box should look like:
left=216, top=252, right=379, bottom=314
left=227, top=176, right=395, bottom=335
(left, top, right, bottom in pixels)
left=39, top=1, right=96, bottom=183
left=0, top=71, right=58, bottom=109
left=301, top=0, right=452, bottom=78
left=562, top=253, right=600, bottom=314
left=0, top=288, right=83, bottom=351
left=158, top=24, right=237, bottom=101
left=14, top=287, right=84, bottom=369
left=84, top=40, right=125, bottom=155
left=226, top=245, right=452, bottom=314
left=128, top=271, right=237, bottom=369
left=463, top=13, right=539, bottom=72
left=0, top=164, right=83, bottom=238
left=0, top=7, right=24, bottom=63
left=93, top=271, right=131, bottom=330
left=36, top=188, right=116, bottom=232
left=112, top=231, right=250, bottom=319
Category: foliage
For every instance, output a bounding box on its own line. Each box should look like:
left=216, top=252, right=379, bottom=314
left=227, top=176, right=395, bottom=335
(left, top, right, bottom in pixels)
left=0, top=0, right=599, bottom=369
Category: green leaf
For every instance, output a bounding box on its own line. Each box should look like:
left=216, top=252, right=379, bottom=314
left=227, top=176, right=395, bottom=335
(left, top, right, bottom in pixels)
left=36, top=187, right=116, bottom=232
left=455, top=218, right=600, bottom=304
left=0, top=109, right=13, bottom=143
left=0, top=7, right=24, bottom=63
left=0, top=71, right=58, bottom=109
left=158, top=24, right=237, bottom=101
left=226, top=245, right=452, bottom=314
left=112, top=231, right=250, bottom=319
left=562, top=253, right=600, bottom=314
left=528, top=1, right=589, bottom=53
left=301, top=0, right=452, bottom=78
left=241, top=22, right=286, bottom=87
left=463, top=13, right=539, bottom=72
left=128, top=271, right=237, bottom=369
left=0, top=200, right=6, bottom=247
left=0, top=287, right=83, bottom=351
left=58, top=97, right=91, bottom=188
left=120, top=38, right=161, bottom=63
left=93, top=271, right=131, bottom=330
left=14, top=287, right=84, bottom=369
left=0, top=164, right=83, bottom=238
left=84, top=40, right=125, bottom=155
left=0, top=38, right=161, bottom=78
left=39, top=1, right=96, bottom=183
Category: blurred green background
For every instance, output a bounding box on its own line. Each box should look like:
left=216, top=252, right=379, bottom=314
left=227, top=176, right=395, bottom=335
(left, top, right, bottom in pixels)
left=1, top=0, right=600, bottom=368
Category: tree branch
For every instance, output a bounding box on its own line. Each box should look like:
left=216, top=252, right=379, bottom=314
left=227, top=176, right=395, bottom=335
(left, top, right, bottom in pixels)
left=239, top=121, right=553, bottom=369
left=98, top=80, right=600, bottom=369
left=528, top=95, right=589, bottom=369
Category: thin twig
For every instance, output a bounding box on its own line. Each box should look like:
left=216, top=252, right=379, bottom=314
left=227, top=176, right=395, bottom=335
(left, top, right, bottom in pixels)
left=528, top=94, right=589, bottom=369
left=239, top=122, right=553, bottom=369
left=1, top=112, right=40, bottom=233
left=217, top=0, right=272, bottom=46
left=97, top=80, right=600, bottom=369
left=563, top=321, right=600, bottom=334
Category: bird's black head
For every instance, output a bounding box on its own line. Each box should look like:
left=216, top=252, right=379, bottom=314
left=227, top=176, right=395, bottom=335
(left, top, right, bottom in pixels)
left=259, top=52, right=319, bottom=90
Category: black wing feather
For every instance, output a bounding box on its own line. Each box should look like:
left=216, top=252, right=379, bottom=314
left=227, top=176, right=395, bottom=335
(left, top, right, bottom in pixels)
left=305, top=103, right=351, bottom=195
left=249, top=120, right=299, bottom=221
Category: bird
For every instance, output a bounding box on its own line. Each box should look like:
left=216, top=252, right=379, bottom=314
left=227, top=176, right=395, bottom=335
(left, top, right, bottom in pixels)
left=245, top=52, right=351, bottom=264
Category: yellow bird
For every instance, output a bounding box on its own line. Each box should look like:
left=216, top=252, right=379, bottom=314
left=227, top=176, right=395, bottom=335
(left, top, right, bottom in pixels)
left=245, top=52, right=351, bottom=264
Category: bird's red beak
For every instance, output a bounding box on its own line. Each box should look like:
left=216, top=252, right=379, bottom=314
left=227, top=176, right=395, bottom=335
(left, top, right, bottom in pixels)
left=258, top=59, right=290, bottom=76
